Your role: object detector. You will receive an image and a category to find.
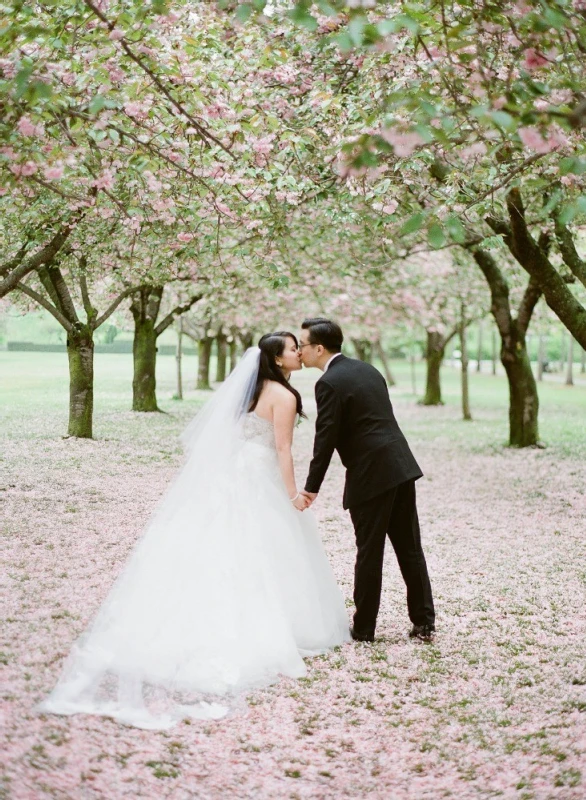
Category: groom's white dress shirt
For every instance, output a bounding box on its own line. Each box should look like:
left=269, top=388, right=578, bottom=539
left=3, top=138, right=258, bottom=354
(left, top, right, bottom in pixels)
left=324, top=353, right=343, bottom=372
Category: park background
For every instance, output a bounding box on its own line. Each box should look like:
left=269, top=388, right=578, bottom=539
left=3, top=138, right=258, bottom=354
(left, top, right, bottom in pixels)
left=2, top=0, right=586, bottom=797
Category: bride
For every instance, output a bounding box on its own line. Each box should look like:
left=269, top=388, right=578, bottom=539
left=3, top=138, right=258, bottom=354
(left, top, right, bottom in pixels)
left=39, top=331, right=350, bottom=729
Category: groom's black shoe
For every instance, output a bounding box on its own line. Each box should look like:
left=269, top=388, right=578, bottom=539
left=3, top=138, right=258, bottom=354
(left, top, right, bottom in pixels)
left=409, top=624, right=435, bottom=642
left=350, top=627, right=375, bottom=643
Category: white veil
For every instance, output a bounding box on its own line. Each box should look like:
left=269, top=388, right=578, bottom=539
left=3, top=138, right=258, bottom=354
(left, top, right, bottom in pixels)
left=180, top=346, right=261, bottom=457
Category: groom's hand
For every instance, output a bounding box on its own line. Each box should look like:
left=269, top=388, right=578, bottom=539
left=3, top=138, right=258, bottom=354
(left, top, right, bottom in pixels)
left=300, top=490, right=318, bottom=506
left=293, top=494, right=311, bottom=511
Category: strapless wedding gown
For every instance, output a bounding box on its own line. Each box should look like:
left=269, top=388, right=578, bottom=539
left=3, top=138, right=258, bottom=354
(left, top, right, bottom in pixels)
left=39, top=412, right=350, bottom=729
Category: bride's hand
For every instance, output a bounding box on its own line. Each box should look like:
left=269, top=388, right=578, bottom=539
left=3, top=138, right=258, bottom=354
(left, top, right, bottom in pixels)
left=292, top=494, right=310, bottom=511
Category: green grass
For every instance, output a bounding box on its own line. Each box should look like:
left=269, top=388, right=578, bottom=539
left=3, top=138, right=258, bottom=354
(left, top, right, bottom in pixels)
left=1, top=350, right=585, bottom=458
left=0, top=350, right=199, bottom=410
left=376, top=357, right=586, bottom=461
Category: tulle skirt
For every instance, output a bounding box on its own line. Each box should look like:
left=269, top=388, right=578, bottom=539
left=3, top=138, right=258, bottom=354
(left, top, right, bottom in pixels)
left=39, top=439, right=350, bottom=729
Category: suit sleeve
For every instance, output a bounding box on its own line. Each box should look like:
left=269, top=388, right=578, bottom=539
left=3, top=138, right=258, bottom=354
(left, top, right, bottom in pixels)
left=304, top=380, right=342, bottom=494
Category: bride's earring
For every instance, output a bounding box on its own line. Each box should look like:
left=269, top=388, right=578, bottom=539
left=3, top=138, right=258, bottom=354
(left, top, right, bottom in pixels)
left=276, top=361, right=283, bottom=367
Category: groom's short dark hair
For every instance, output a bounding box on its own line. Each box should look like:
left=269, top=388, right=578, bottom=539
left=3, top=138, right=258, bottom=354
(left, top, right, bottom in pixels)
left=302, top=318, right=343, bottom=353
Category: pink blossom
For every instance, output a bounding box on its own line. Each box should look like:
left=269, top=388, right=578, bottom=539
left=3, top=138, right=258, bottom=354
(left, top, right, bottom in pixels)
left=177, top=232, right=193, bottom=242
left=523, top=48, right=548, bottom=70
left=380, top=128, right=424, bottom=157
left=43, top=165, right=64, bottom=180
left=461, top=142, right=487, bottom=160
left=518, top=126, right=552, bottom=153
left=107, top=65, right=125, bottom=83
left=15, top=161, right=38, bottom=177
left=92, top=169, right=115, bottom=191
left=216, top=201, right=235, bottom=218
left=123, top=101, right=142, bottom=118
left=108, top=28, right=124, bottom=41
left=382, top=200, right=398, bottom=214
left=251, top=137, right=274, bottom=155
left=17, top=116, right=38, bottom=137
left=0, top=146, right=17, bottom=160
left=123, top=99, right=151, bottom=120
left=548, top=126, right=569, bottom=149
left=0, top=58, right=17, bottom=79
left=144, top=171, right=163, bottom=193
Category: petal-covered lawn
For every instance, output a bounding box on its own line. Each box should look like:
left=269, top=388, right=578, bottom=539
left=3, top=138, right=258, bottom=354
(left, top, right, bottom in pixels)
left=2, top=353, right=585, bottom=799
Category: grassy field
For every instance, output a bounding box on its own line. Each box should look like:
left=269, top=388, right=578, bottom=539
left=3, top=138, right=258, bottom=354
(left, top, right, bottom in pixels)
left=2, top=350, right=585, bottom=458
left=2, top=350, right=585, bottom=799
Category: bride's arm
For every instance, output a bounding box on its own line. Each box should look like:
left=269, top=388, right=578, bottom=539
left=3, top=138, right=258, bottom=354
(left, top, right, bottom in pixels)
left=273, top=390, right=305, bottom=507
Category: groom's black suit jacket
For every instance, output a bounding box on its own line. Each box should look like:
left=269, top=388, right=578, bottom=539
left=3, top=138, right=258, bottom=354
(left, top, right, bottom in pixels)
left=305, top=355, right=422, bottom=509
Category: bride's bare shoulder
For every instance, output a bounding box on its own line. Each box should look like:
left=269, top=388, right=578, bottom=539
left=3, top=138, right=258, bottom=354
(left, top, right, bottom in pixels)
left=263, top=381, right=296, bottom=407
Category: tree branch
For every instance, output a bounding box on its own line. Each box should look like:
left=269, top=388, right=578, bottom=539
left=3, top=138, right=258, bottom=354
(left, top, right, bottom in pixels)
left=93, top=286, right=142, bottom=330
left=43, top=264, right=79, bottom=324
left=16, top=283, right=74, bottom=333
left=0, top=222, right=79, bottom=299
left=554, top=215, right=586, bottom=289
left=506, top=187, right=537, bottom=260
left=517, top=276, right=542, bottom=335
left=444, top=325, right=459, bottom=348
left=155, top=293, right=203, bottom=337
left=0, top=240, right=29, bottom=278
left=38, top=266, right=65, bottom=314
left=491, top=188, right=586, bottom=349
left=82, top=0, right=235, bottom=158
left=468, top=245, right=512, bottom=339
left=79, top=260, right=97, bottom=323
left=146, top=285, right=164, bottom=323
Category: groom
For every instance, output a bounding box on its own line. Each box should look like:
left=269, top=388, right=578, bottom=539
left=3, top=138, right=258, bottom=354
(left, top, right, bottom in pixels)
left=299, top=318, right=435, bottom=643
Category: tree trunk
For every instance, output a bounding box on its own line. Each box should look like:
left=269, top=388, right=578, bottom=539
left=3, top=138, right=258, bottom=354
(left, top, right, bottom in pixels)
left=476, top=323, right=483, bottom=372
left=491, top=328, right=497, bottom=375
left=501, top=332, right=539, bottom=447
left=565, top=334, right=574, bottom=386
left=216, top=332, right=227, bottom=383
left=229, top=337, right=238, bottom=374
left=559, top=329, right=566, bottom=374
left=422, top=330, right=445, bottom=405
left=460, top=314, right=472, bottom=421
left=240, top=331, right=254, bottom=352
left=470, top=247, right=541, bottom=447
left=537, top=334, right=546, bottom=382
left=130, top=285, right=164, bottom=412
left=67, top=326, right=94, bottom=438
left=374, top=341, right=396, bottom=386
left=410, top=338, right=417, bottom=395
left=132, top=317, right=159, bottom=411
left=197, top=337, right=213, bottom=390
left=352, top=338, right=372, bottom=363
left=175, top=318, right=183, bottom=400
left=487, top=188, right=586, bottom=350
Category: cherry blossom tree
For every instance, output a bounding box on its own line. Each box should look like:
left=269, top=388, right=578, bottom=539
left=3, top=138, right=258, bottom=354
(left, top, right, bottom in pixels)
left=15, top=250, right=141, bottom=439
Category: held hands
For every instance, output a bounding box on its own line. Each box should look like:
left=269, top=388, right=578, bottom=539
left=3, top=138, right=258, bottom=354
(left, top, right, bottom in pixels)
left=290, top=491, right=317, bottom=511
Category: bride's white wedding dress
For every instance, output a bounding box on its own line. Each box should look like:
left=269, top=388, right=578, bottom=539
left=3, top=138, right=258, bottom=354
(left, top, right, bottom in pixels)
left=39, top=349, right=350, bottom=729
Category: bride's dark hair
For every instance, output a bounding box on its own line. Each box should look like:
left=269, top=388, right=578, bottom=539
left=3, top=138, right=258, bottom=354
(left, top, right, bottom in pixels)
left=249, top=331, right=305, bottom=418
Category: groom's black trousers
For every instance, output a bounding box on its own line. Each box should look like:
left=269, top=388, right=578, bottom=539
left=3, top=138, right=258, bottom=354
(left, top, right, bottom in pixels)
left=348, top=479, right=435, bottom=635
